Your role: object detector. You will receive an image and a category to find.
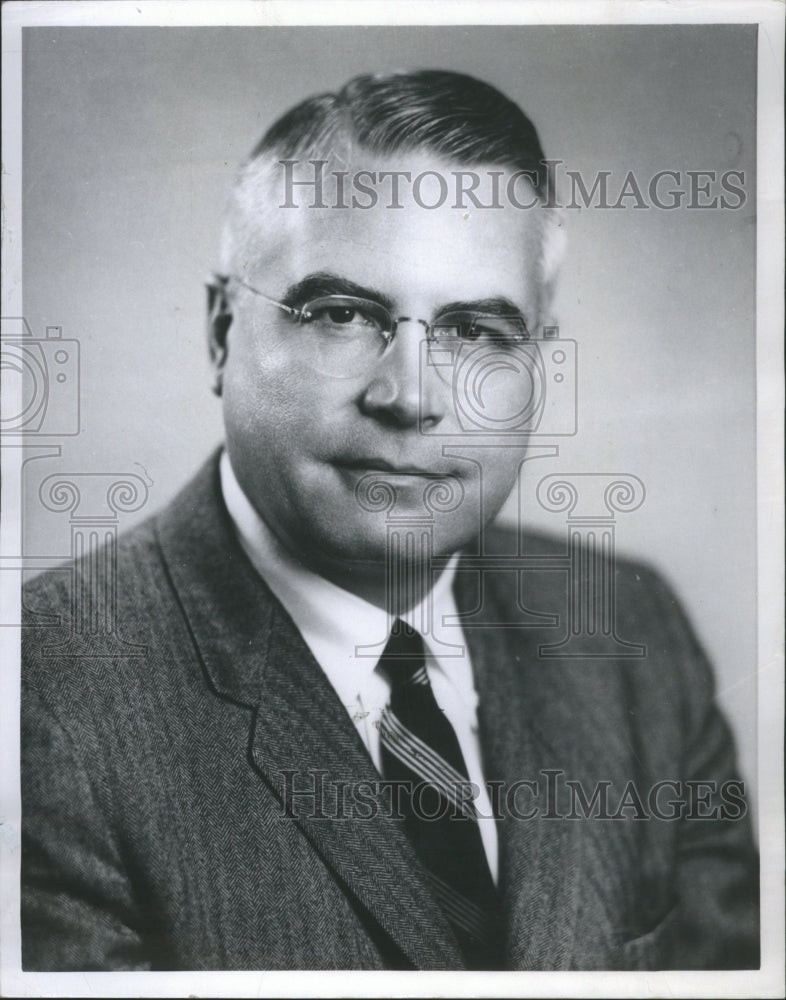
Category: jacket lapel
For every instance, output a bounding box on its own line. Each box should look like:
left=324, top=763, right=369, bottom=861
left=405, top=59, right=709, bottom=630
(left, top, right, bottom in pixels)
left=247, top=602, right=466, bottom=969
left=155, top=455, right=464, bottom=969
left=454, top=560, right=583, bottom=969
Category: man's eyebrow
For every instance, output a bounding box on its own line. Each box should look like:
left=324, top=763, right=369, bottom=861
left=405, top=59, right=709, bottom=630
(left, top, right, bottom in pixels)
left=281, top=276, right=526, bottom=320
left=437, top=297, right=526, bottom=318
left=281, top=273, right=395, bottom=310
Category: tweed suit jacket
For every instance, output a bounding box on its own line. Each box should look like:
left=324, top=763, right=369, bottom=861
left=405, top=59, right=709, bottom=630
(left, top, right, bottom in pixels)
left=21, top=452, right=759, bottom=971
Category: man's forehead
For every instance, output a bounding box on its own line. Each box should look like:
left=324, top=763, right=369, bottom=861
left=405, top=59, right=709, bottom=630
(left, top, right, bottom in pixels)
left=234, top=152, right=544, bottom=301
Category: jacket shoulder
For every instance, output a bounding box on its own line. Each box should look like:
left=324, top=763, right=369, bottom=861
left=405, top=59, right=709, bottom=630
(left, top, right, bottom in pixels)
left=21, top=454, right=227, bottom=695
left=22, top=510, right=163, bottom=626
left=23, top=451, right=224, bottom=623
left=479, top=520, right=714, bottom=713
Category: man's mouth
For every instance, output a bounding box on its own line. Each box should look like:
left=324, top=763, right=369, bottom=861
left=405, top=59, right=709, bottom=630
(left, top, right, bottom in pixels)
left=335, top=457, right=450, bottom=478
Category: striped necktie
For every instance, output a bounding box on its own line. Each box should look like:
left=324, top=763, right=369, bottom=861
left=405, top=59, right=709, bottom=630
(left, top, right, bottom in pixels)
left=378, top=620, right=502, bottom=969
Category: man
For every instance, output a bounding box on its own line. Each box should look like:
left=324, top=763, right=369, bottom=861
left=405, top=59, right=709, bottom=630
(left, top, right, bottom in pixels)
left=21, top=70, right=758, bottom=971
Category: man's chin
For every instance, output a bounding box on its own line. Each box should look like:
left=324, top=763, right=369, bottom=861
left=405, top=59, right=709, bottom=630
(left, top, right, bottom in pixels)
left=304, top=511, right=480, bottom=571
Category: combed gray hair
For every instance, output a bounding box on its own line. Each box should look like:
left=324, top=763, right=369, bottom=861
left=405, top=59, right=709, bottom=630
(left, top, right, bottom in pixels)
left=220, top=70, right=565, bottom=317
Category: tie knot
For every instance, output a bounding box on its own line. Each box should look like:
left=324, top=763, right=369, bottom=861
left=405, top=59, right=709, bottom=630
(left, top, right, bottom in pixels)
left=379, top=620, right=428, bottom=688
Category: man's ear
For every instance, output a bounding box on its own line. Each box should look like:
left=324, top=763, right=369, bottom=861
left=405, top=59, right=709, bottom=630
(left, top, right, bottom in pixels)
left=206, top=276, right=233, bottom=397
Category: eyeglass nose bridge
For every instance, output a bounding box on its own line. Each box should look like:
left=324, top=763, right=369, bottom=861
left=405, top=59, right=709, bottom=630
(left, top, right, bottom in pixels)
left=384, top=315, right=434, bottom=348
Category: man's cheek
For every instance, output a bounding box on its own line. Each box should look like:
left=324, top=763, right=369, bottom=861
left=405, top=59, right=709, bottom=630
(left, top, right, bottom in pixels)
left=234, top=361, right=320, bottom=426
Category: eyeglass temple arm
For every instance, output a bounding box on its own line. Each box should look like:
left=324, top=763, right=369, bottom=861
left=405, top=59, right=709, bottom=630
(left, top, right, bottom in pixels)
left=209, top=273, right=301, bottom=319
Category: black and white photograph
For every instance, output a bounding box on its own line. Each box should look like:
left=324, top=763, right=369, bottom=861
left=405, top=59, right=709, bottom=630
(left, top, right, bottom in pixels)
left=1, top=1, right=783, bottom=996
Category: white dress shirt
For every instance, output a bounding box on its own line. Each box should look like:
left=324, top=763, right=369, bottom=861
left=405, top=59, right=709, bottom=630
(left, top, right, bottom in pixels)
left=220, top=451, right=498, bottom=881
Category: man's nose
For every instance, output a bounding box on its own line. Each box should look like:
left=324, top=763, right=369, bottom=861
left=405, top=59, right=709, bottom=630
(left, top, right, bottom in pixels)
left=358, top=321, right=446, bottom=429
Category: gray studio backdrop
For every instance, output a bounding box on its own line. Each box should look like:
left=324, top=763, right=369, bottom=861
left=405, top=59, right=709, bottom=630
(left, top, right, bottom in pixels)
left=20, top=25, right=757, bottom=801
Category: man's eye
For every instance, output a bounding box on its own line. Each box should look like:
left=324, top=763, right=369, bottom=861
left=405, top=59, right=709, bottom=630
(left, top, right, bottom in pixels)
left=305, top=302, right=380, bottom=330
left=326, top=306, right=360, bottom=324
left=437, top=315, right=527, bottom=343
left=433, top=318, right=474, bottom=340
left=472, top=320, right=504, bottom=340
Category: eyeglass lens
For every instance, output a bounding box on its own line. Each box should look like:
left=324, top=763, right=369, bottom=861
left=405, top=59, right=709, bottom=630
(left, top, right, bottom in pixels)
left=293, top=295, right=529, bottom=379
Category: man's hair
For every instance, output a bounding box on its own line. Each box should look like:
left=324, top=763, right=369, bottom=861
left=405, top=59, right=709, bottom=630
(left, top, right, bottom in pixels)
left=220, top=70, right=565, bottom=313
left=253, top=70, right=549, bottom=195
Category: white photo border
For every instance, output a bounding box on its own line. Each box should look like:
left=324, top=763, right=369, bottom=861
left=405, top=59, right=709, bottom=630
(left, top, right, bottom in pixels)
left=1, top=2, right=783, bottom=997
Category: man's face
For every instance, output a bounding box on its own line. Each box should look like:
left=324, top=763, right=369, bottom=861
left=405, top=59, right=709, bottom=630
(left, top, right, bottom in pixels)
left=213, top=154, right=546, bottom=589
